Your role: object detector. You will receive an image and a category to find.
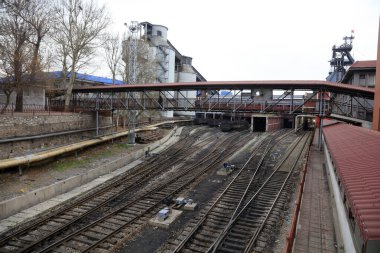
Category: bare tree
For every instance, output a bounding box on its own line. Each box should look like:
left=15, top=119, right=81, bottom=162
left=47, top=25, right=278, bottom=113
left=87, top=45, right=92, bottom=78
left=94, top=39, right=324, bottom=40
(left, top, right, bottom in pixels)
left=0, top=61, right=14, bottom=113
left=0, top=0, right=54, bottom=112
left=21, top=0, right=54, bottom=83
left=53, top=0, right=110, bottom=111
left=0, top=0, right=31, bottom=112
left=0, top=37, right=16, bottom=113
left=103, top=33, right=121, bottom=84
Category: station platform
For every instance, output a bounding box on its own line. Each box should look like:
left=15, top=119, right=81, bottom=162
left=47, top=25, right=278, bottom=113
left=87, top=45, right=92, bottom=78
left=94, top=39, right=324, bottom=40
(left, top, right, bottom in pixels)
left=292, top=130, right=338, bottom=253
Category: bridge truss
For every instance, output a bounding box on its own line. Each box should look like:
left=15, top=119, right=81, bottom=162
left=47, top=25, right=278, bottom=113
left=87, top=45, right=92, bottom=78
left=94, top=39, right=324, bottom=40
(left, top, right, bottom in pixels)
left=47, top=80, right=375, bottom=138
left=64, top=80, right=373, bottom=116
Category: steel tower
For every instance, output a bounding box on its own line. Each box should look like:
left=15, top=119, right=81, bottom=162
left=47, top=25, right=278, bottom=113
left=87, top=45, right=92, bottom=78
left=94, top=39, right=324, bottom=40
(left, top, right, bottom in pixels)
left=327, top=33, right=355, bottom=82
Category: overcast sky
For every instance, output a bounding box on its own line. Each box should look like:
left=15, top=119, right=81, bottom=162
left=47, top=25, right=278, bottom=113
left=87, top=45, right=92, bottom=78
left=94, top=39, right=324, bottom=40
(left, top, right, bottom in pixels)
left=96, top=0, right=379, bottom=81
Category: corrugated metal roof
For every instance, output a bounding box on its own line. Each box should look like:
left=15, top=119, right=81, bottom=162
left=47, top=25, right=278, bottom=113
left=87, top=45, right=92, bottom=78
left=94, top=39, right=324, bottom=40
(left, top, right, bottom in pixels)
left=323, top=123, right=380, bottom=241
left=48, top=71, right=124, bottom=85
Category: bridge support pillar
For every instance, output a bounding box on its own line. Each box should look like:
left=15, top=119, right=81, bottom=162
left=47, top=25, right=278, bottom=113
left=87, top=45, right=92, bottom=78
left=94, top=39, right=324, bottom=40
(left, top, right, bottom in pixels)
left=96, top=110, right=99, bottom=136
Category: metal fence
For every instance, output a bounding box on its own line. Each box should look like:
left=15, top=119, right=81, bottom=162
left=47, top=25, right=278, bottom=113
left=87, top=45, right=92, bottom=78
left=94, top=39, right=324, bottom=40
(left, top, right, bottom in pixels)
left=0, top=103, right=66, bottom=115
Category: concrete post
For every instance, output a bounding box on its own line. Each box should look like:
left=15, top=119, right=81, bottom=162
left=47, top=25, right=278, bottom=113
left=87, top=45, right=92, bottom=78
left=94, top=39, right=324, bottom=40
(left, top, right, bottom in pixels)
left=290, top=89, right=294, bottom=113
left=318, top=90, right=323, bottom=150
left=319, top=118, right=323, bottom=151
left=372, top=18, right=380, bottom=131
left=96, top=93, right=99, bottom=136
left=111, top=92, right=114, bottom=130
left=96, top=111, right=99, bottom=136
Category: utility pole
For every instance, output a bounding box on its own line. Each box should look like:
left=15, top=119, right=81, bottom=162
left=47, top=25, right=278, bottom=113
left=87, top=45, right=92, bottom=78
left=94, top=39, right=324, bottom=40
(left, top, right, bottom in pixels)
left=127, top=21, right=140, bottom=144
left=128, top=21, right=139, bottom=84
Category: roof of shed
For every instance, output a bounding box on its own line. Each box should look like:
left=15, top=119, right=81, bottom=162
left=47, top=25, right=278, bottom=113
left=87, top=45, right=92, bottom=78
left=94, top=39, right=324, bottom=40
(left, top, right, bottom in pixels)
left=323, top=123, right=380, bottom=241
left=350, top=60, right=377, bottom=69
left=48, top=71, right=124, bottom=85
left=340, top=60, right=376, bottom=83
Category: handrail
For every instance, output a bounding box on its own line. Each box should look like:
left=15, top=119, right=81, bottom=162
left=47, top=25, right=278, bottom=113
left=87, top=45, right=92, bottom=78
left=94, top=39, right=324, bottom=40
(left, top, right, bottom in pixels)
left=283, top=131, right=313, bottom=253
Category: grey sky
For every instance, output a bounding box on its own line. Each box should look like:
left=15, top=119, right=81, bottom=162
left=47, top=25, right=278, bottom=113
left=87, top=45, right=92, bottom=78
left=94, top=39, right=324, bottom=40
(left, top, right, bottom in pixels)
left=97, top=0, right=379, bottom=81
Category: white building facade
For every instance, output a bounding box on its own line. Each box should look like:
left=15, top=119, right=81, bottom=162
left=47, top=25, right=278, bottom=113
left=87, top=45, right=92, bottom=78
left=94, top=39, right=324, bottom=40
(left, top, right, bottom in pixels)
left=124, top=22, right=206, bottom=117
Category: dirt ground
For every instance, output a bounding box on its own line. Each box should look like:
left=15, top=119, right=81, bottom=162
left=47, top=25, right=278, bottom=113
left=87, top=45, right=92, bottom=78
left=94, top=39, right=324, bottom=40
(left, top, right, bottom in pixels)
left=0, top=129, right=169, bottom=202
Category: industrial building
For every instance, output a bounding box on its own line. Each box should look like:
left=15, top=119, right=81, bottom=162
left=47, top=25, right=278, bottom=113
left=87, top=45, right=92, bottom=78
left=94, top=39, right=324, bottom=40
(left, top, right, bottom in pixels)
left=327, top=35, right=376, bottom=125
left=122, top=21, right=206, bottom=117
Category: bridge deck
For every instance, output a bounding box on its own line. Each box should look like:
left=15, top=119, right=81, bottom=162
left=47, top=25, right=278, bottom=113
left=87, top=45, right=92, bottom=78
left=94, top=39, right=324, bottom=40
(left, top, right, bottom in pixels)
left=72, top=80, right=374, bottom=99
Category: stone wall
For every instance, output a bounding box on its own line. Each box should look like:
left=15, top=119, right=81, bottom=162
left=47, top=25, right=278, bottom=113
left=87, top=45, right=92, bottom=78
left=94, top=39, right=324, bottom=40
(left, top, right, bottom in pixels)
left=0, top=113, right=112, bottom=159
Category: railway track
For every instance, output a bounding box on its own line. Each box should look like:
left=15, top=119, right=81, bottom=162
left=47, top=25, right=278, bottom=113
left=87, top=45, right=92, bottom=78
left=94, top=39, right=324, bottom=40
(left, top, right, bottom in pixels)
left=0, top=126, right=252, bottom=253
left=0, top=126, right=206, bottom=252
left=167, top=130, right=311, bottom=253
left=208, top=132, right=311, bottom=253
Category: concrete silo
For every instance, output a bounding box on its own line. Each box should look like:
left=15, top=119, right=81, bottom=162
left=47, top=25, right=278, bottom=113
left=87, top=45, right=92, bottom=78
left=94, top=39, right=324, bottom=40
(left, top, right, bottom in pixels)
left=141, top=22, right=175, bottom=84
left=140, top=22, right=175, bottom=117
left=175, top=56, right=197, bottom=116
left=123, top=22, right=205, bottom=118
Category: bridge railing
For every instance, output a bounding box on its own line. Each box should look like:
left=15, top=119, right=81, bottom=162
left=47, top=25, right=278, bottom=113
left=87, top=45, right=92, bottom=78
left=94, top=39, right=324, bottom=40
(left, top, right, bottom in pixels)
left=46, top=94, right=373, bottom=120
left=0, top=103, right=67, bottom=115
left=53, top=95, right=319, bottom=114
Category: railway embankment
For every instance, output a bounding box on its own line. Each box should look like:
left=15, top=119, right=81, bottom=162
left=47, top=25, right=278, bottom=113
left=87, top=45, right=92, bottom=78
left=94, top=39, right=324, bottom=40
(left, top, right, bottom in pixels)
left=0, top=125, right=182, bottom=224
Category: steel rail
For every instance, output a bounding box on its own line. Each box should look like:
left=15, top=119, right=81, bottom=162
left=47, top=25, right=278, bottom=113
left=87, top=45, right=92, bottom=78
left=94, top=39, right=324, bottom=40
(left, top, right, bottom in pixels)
left=0, top=126, right=205, bottom=250
left=207, top=132, right=311, bottom=253
left=30, top=131, right=246, bottom=253
left=171, top=130, right=293, bottom=253
left=243, top=133, right=311, bottom=253
left=81, top=134, right=247, bottom=253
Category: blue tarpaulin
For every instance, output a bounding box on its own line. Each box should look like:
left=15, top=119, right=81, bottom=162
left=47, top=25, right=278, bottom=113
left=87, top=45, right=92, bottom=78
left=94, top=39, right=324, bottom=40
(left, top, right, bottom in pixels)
left=220, top=90, right=232, bottom=96
left=48, top=71, right=124, bottom=85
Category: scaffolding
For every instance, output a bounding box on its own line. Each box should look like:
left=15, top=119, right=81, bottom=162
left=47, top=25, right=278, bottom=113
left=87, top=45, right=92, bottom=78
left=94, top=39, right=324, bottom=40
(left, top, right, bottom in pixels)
left=156, top=44, right=170, bottom=83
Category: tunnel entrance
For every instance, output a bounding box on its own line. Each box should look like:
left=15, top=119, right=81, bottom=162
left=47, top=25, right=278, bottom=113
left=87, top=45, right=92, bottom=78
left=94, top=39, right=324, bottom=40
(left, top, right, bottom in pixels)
left=295, top=116, right=316, bottom=131
left=253, top=117, right=266, bottom=132
left=303, top=117, right=316, bottom=130
left=283, top=118, right=293, bottom=129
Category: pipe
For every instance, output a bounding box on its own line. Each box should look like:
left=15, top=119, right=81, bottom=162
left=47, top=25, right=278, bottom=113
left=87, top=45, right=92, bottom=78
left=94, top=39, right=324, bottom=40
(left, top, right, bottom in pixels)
left=0, top=120, right=191, bottom=170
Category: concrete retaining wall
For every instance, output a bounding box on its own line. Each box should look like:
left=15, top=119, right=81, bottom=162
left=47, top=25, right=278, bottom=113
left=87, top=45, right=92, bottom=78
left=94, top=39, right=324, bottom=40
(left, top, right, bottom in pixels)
left=0, top=114, right=100, bottom=138
left=266, top=117, right=282, bottom=132
left=0, top=113, right=111, bottom=159
left=0, top=126, right=180, bottom=220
